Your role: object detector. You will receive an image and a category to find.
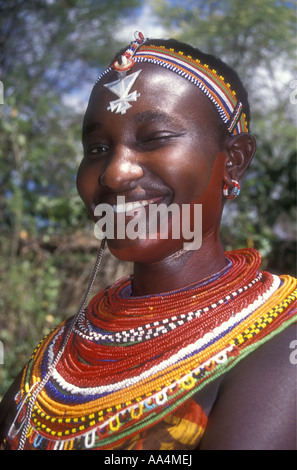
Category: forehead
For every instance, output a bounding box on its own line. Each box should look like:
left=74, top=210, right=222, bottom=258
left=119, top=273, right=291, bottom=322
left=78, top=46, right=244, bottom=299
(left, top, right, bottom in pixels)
left=83, top=63, right=220, bottom=131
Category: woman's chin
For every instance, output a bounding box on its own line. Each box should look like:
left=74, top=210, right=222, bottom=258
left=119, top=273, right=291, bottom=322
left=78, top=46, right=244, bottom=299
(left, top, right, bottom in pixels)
left=106, top=236, right=184, bottom=264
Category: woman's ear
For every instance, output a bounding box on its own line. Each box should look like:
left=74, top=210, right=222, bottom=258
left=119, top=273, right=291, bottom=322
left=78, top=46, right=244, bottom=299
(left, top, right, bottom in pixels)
left=223, top=133, right=257, bottom=186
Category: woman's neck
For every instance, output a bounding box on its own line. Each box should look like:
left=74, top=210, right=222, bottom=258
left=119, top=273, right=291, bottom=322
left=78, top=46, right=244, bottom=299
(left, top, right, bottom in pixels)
left=131, top=234, right=226, bottom=296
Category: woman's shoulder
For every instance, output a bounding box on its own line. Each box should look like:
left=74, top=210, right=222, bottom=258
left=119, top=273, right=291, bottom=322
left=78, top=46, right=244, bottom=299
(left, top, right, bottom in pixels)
left=223, top=323, right=296, bottom=400
left=199, top=324, right=297, bottom=449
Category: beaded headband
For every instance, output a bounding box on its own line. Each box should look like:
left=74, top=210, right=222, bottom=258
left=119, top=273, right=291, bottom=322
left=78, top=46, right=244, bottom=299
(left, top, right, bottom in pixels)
left=96, top=32, right=248, bottom=136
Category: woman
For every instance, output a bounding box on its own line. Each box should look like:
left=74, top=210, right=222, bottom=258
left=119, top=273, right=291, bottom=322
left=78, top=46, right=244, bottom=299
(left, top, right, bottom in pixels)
left=0, top=32, right=296, bottom=450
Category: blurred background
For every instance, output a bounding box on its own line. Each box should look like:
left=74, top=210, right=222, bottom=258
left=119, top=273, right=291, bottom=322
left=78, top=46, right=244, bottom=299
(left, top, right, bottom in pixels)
left=0, top=0, right=296, bottom=398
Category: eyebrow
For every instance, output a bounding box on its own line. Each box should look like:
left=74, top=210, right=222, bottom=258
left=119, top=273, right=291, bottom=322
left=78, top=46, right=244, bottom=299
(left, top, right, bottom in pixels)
left=131, top=110, right=177, bottom=126
left=82, top=122, right=103, bottom=137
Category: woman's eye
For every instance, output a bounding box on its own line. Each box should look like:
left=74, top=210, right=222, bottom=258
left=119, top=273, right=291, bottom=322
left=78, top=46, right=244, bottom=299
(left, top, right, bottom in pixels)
left=85, top=144, right=109, bottom=156
left=147, top=132, right=173, bottom=140
left=142, top=132, right=177, bottom=145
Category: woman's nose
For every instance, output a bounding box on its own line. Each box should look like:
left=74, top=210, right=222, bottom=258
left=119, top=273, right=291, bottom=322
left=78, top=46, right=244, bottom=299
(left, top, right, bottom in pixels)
left=99, top=145, right=144, bottom=191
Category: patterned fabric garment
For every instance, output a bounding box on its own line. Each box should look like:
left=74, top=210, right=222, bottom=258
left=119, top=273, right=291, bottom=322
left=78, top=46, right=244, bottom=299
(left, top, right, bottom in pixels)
left=107, top=399, right=207, bottom=450
left=3, top=249, right=297, bottom=450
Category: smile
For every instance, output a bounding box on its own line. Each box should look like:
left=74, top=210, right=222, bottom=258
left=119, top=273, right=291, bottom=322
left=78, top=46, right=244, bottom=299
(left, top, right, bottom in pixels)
left=112, top=197, right=164, bottom=214
left=94, top=196, right=203, bottom=251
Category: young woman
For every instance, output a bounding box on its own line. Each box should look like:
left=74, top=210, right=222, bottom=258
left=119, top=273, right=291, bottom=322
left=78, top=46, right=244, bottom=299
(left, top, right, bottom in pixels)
left=0, top=33, right=296, bottom=450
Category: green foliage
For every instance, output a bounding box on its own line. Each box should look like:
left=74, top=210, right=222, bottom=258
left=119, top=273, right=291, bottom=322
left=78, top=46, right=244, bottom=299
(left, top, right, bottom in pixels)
left=0, top=238, right=63, bottom=397
left=152, top=0, right=296, bottom=68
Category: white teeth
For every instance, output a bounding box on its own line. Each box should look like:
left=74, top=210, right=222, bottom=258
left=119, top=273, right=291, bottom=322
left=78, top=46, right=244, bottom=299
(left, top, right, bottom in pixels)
left=113, top=199, right=150, bottom=214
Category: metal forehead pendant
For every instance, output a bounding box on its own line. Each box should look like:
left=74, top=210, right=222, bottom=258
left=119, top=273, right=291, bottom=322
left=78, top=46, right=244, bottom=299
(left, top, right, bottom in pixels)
left=104, top=69, right=142, bottom=115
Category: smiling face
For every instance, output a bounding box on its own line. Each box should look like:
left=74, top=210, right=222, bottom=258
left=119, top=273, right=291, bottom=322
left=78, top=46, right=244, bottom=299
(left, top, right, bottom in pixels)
left=77, top=63, right=228, bottom=262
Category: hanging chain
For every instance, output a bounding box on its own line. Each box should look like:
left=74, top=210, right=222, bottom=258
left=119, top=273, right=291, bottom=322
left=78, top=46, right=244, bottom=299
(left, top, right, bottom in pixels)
left=16, top=238, right=106, bottom=450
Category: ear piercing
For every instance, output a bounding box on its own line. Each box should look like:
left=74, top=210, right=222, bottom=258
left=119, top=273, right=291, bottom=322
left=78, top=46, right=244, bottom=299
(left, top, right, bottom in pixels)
left=223, top=180, right=240, bottom=199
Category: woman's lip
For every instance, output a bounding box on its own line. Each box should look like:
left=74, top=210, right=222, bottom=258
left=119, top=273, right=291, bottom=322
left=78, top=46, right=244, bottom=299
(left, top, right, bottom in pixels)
left=112, top=196, right=165, bottom=214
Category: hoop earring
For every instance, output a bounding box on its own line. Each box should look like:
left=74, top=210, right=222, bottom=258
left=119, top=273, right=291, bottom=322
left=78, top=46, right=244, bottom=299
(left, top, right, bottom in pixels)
left=223, top=180, right=240, bottom=199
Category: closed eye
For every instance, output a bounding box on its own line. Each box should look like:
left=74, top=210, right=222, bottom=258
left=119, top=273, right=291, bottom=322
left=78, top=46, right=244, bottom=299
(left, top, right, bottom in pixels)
left=144, top=132, right=175, bottom=141
left=140, top=131, right=185, bottom=147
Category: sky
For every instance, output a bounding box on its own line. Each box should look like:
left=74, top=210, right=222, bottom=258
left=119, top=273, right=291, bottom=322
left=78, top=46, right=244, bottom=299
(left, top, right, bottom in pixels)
left=115, top=1, right=167, bottom=42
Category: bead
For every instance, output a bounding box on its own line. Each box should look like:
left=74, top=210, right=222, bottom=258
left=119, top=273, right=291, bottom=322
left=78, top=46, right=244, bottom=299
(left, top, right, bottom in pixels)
left=11, top=249, right=297, bottom=450
left=95, top=42, right=249, bottom=135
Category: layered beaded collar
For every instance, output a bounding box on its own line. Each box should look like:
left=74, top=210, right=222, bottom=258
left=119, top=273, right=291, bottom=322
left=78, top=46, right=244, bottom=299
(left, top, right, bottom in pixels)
left=7, top=249, right=297, bottom=450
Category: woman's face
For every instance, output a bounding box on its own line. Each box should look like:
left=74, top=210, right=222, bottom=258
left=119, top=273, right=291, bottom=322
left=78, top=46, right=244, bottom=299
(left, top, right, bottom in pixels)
left=77, top=63, right=227, bottom=262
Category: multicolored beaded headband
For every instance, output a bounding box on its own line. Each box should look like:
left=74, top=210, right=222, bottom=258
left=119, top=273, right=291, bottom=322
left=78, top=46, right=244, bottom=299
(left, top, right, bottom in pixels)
left=96, top=32, right=248, bottom=136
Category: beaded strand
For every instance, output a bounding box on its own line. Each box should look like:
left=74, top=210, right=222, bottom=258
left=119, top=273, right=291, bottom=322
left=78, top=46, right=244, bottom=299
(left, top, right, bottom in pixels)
left=7, top=249, right=297, bottom=451
left=75, top=274, right=263, bottom=344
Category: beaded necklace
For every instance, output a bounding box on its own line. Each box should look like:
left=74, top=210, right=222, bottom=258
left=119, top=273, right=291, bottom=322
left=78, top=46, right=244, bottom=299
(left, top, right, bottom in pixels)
left=6, top=249, right=297, bottom=450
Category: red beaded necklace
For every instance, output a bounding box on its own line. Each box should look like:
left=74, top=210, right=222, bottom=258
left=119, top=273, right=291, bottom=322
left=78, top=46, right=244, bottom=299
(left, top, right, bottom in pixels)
left=58, top=249, right=266, bottom=384
left=7, top=248, right=297, bottom=451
